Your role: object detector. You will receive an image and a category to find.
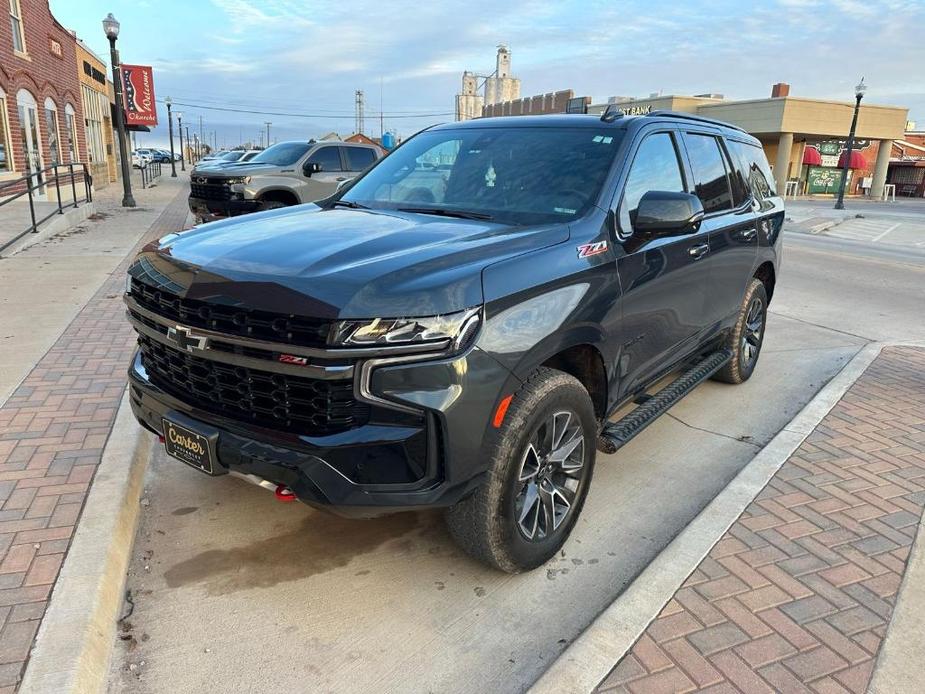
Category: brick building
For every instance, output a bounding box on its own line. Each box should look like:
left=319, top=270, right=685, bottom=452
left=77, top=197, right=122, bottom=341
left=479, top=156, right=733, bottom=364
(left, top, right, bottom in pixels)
left=0, top=0, right=86, bottom=192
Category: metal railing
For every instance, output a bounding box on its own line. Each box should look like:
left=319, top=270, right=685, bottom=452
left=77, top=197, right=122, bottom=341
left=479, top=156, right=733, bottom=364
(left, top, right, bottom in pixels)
left=0, top=162, right=93, bottom=255
left=139, top=160, right=162, bottom=188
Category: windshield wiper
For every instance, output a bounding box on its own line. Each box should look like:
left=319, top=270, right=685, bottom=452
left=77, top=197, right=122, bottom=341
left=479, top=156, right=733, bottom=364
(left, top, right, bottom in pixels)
left=332, top=200, right=369, bottom=210
left=397, top=206, right=493, bottom=221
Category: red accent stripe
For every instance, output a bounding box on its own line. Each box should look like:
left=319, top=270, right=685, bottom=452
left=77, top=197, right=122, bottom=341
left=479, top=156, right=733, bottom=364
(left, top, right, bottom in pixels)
left=493, top=394, right=514, bottom=428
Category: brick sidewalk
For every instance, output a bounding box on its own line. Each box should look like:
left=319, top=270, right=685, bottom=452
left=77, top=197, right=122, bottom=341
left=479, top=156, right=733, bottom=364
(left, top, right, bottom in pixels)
left=598, top=346, right=925, bottom=693
left=0, top=188, right=189, bottom=691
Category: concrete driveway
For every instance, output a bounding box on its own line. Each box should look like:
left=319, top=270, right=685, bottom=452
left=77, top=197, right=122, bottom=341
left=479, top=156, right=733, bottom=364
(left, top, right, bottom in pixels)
left=108, top=228, right=924, bottom=693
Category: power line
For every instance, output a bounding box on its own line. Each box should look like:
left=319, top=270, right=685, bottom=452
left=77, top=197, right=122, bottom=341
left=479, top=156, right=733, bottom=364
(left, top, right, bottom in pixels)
left=159, top=90, right=451, bottom=115
left=156, top=98, right=453, bottom=120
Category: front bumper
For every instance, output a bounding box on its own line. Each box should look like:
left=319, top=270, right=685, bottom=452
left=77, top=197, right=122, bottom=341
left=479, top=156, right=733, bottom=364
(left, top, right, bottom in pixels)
left=188, top=195, right=259, bottom=222
left=128, top=345, right=519, bottom=517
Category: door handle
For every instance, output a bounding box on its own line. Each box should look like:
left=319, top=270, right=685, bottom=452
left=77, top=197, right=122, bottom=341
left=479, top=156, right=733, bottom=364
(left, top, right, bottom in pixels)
left=688, top=243, right=710, bottom=260
left=335, top=177, right=348, bottom=181
left=739, top=228, right=758, bottom=242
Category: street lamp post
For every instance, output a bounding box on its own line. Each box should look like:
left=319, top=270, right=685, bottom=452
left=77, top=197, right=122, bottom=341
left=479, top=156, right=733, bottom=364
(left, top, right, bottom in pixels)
left=165, top=96, right=177, bottom=177
left=102, top=13, right=136, bottom=207
left=177, top=112, right=185, bottom=171
left=834, top=77, right=866, bottom=210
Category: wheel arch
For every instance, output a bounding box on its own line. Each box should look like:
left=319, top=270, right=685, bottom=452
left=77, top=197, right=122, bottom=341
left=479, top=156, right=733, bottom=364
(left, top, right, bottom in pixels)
left=540, top=344, right=608, bottom=421
left=257, top=188, right=300, bottom=206
left=753, top=261, right=776, bottom=304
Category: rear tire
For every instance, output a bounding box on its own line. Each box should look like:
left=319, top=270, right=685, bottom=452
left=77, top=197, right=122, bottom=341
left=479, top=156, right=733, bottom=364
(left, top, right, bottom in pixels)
left=712, top=278, right=768, bottom=384
left=260, top=200, right=288, bottom=211
left=445, top=368, right=597, bottom=573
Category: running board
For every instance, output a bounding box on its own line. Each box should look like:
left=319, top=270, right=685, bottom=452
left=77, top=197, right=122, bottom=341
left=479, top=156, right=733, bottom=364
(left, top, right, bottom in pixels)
left=597, top=349, right=733, bottom=455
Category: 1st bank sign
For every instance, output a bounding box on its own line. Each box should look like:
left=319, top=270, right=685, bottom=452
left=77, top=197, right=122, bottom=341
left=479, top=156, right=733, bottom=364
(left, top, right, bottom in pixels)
left=121, top=64, right=158, bottom=127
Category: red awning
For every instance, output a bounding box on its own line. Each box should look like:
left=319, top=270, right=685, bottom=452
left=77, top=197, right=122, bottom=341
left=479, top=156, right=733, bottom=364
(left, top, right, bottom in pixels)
left=802, top=147, right=822, bottom=166
left=837, top=150, right=867, bottom=169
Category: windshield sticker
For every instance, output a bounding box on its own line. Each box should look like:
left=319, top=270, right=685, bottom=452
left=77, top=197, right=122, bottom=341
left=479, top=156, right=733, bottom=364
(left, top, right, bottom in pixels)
left=593, top=135, right=614, bottom=144
left=554, top=207, right=577, bottom=214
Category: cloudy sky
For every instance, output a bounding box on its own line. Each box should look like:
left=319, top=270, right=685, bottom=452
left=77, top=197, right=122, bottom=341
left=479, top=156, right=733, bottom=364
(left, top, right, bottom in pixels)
left=54, top=0, right=925, bottom=150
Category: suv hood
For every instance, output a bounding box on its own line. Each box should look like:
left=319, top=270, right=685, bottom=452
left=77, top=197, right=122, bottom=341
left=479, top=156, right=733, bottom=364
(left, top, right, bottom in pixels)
left=132, top=206, right=568, bottom=318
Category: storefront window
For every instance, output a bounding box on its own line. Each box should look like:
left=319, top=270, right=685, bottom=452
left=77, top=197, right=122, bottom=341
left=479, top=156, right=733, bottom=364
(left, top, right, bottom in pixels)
left=44, top=98, right=61, bottom=165
left=81, top=84, right=105, bottom=164
left=65, top=104, right=77, bottom=163
left=0, top=87, right=13, bottom=172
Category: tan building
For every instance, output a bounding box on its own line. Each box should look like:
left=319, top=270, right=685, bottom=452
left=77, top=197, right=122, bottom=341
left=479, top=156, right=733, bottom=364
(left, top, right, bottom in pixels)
left=589, top=83, right=909, bottom=199
left=76, top=39, right=117, bottom=188
left=455, top=46, right=521, bottom=121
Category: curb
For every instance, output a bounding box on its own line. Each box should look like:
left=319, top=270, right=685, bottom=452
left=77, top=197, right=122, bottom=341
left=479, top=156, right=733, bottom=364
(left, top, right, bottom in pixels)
left=530, top=341, right=887, bottom=694
left=19, top=390, right=153, bottom=694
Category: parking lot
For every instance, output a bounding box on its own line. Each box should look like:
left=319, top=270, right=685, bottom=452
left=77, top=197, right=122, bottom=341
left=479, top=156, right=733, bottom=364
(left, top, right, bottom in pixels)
left=786, top=197, right=925, bottom=248
left=108, top=213, right=925, bottom=693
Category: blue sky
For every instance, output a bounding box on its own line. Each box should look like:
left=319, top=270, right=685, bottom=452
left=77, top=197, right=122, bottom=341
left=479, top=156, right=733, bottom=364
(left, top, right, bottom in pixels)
left=53, top=0, right=925, bottom=150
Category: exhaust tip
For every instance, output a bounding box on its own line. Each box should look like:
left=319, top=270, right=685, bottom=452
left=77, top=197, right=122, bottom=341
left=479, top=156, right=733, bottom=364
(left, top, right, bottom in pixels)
left=274, top=484, right=297, bottom=502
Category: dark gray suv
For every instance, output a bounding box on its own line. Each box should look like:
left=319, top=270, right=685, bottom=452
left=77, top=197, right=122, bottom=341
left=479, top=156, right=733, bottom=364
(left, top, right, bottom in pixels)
left=128, top=111, right=783, bottom=572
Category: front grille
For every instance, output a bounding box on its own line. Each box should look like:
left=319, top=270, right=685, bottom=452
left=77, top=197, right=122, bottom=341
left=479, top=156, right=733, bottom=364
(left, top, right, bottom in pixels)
left=130, top=278, right=331, bottom=348
left=138, top=334, right=368, bottom=435
left=190, top=182, right=231, bottom=201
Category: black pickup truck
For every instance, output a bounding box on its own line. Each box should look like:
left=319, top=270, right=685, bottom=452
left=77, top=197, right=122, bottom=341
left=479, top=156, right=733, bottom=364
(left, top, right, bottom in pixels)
left=125, top=111, right=783, bottom=572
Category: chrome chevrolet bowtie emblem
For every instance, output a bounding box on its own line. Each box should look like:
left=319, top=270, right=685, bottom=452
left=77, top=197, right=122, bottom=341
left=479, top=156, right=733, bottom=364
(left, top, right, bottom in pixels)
left=167, top=326, right=209, bottom=352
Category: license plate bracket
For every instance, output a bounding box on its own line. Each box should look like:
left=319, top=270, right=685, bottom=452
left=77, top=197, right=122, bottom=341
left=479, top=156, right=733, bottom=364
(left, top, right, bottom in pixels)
left=161, top=414, right=225, bottom=476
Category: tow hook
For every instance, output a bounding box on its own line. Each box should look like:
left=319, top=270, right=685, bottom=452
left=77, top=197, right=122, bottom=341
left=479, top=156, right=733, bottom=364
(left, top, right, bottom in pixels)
left=274, top=485, right=297, bottom=502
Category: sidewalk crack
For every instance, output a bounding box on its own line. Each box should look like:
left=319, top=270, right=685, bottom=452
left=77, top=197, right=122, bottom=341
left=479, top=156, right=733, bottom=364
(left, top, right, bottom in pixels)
left=665, top=412, right=762, bottom=449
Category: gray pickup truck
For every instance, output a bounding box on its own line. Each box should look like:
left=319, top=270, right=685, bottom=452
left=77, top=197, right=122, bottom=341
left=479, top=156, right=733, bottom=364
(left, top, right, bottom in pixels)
left=188, top=140, right=382, bottom=222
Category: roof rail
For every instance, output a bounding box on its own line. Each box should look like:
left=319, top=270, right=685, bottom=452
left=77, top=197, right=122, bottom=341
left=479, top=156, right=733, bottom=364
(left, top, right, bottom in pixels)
left=645, top=110, right=747, bottom=133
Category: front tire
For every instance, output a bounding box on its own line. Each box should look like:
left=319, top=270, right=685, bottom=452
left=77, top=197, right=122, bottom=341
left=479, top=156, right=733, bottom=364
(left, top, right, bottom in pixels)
left=445, top=368, right=597, bottom=573
left=259, top=200, right=288, bottom=212
left=712, top=278, right=768, bottom=384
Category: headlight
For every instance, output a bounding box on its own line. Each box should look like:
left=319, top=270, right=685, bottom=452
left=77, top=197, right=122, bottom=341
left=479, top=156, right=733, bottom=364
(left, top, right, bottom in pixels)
left=330, top=308, right=481, bottom=351
left=224, top=176, right=251, bottom=185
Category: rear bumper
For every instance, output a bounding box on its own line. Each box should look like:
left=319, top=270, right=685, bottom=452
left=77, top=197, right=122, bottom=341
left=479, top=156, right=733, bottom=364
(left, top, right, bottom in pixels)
left=128, top=345, right=518, bottom=517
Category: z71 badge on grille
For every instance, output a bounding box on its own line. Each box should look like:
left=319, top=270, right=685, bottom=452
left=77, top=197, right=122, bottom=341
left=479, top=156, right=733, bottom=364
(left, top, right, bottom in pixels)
left=577, top=240, right=608, bottom=258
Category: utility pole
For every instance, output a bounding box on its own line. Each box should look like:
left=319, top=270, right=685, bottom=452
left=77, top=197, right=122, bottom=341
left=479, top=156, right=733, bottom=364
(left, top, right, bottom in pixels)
left=265, top=121, right=271, bottom=148
left=380, top=76, right=384, bottom=139
left=198, top=115, right=203, bottom=158
left=355, top=90, right=365, bottom=135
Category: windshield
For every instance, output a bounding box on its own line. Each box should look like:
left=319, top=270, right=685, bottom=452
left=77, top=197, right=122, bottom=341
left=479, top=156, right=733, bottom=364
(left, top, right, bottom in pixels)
left=222, top=151, right=244, bottom=161
left=251, top=142, right=311, bottom=166
left=340, top=126, right=623, bottom=224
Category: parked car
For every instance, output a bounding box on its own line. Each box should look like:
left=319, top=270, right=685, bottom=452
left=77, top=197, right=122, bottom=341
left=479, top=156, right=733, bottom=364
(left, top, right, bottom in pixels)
left=186, top=140, right=382, bottom=222
left=132, top=150, right=152, bottom=168
left=191, top=150, right=262, bottom=174
left=135, top=148, right=171, bottom=164
left=126, top=112, right=783, bottom=572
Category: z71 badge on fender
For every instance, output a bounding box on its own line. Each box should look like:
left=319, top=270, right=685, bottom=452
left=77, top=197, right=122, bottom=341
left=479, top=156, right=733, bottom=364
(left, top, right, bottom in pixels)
left=577, top=240, right=608, bottom=258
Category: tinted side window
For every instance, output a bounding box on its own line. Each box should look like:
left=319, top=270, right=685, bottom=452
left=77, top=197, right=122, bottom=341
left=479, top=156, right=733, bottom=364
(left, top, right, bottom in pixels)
left=684, top=133, right=733, bottom=214
left=618, top=132, right=685, bottom=235
left=306, top=146, right=342, bottom=172
left=729, top=140, right=776, bottom=199
left=721, top=139, right=750, bottom=207
left=345, top=146, right=377, bottom=171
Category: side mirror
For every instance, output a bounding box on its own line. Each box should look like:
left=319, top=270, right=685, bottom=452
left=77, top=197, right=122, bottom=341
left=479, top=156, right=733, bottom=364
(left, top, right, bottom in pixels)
left=304, top=162, right=322, bottom=176
left=634, top=191, right=705, bottom=237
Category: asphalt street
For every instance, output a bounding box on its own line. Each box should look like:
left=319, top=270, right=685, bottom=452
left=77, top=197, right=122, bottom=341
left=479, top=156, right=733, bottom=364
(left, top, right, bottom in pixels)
left=109, top=220, right=923, bottom=693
